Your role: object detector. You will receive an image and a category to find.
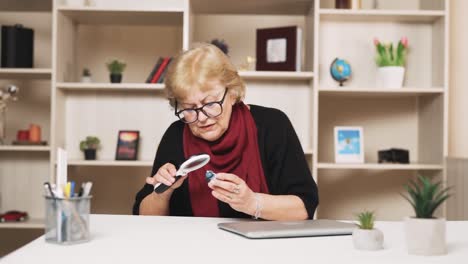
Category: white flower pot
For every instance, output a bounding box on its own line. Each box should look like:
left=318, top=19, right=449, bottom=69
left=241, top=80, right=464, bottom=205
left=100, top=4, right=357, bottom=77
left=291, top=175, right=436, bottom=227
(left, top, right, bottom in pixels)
left=405, top=217, right=447, bottom=256
left=65, top=0, right=83, bottom=7
left=376, top=66, right=405, bottom=88
left=81, top=76, right=92, bottom=83
left=352, top=228, right=384, bottom=251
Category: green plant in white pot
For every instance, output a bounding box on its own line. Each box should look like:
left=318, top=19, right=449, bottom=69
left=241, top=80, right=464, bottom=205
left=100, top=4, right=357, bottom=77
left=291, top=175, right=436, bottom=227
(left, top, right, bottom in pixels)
left=352, top=211, right=384, bottom=251
left=373, top=37, right=408, bottom=89
left=80, top=136, right=100, bottom=160
left=403, top=175, right=451, bottom=256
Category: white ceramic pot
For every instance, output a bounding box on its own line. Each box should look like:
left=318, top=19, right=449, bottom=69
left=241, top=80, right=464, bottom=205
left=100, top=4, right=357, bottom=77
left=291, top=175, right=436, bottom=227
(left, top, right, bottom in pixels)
left=352, top=228, right=384, bottom=251
left=81, top=76, right=92, bottom=83
left=405, top=217, right=447, bottom=256
left=376, top=66, right=405, bottom=88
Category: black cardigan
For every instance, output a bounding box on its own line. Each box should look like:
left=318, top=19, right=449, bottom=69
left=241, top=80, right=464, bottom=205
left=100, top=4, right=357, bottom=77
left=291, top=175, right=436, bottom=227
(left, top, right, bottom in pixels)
left=133, top=104, right=319, bottom=218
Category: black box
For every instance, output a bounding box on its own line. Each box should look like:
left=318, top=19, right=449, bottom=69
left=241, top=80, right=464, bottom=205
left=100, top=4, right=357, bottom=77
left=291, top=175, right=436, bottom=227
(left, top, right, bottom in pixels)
left=378, top=148, right=409, bottom=164
left=1, top=24, right=34, bottom=68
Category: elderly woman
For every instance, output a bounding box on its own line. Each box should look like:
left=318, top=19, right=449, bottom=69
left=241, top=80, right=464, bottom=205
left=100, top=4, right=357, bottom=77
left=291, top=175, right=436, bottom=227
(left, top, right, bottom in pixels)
left=133, top=44, right=318, bottom=220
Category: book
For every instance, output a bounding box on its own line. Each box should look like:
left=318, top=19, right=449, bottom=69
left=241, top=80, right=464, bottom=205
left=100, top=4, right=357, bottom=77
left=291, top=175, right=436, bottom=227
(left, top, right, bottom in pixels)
left=256, top=26, right=302, bottom=71
left=151, top=57, right=171, bottom=83
left=156, top=57, right=173, bottom=83
left=145, top=57, right=162, bottom=83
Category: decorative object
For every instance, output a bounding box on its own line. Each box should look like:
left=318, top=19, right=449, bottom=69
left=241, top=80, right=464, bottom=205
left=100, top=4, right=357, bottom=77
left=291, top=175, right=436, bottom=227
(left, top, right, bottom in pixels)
left=81, top=68, right=92, bottom=83
left=335, top=0, right=350, bottom=9
left=256, top=26, right=302, bottom=71
left=403, top=176, right=452, bottom=256
left=0, top=85, right=19, bottom=144
left=334, top=126, right=364, bottom=163
left=106, top=58, right=126, bottom=83
left=16, top=130, right=29, bottom=142
left=210, top=39, right=229, bottom=55
left=29, top=124, right=41, bottom=143
left=65, top=0, right=84, bottom=7
left=353, top=211, right=384, bottom=251
left=115, top=130, right=139, bottom=160
left=1, top=24, right=34, bottom=68
left=330, top=58, right=351, bottom=86
left=378, top=148, right=409, bottom=164
left=80, top=136, right=100, bottom=160
left=238, top=56, right=256, bottom=71
left=374, top=37, right=408, bottom=88
left=350, top=0, right=361, bottom=9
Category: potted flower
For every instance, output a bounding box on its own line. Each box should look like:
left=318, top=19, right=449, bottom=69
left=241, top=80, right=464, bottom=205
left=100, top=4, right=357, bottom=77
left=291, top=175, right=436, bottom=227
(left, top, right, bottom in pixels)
left=79, top=136, right=100, bottom=160
left=106, top=58, right=126, bottom=83
left=373, top=37, right=408, bottom=88
left=81, top=68, right=92, bottom=83
left=352, top=210, right=384, bottom=251
left=402, top=175, right=451, bottom=256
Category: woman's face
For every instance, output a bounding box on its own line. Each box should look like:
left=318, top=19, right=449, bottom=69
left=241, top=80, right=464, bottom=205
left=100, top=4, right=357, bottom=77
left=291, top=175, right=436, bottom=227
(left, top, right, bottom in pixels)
left=178, top=80, right=235, bottom=142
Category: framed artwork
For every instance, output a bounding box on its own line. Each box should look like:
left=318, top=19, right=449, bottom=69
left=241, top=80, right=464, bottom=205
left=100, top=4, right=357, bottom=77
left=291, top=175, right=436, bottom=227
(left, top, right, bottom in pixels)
left=334, top=126, right=364, bottom=163
left=115, top=130, right=140, bottom=160
left=256, top=26, right=302, bottom=71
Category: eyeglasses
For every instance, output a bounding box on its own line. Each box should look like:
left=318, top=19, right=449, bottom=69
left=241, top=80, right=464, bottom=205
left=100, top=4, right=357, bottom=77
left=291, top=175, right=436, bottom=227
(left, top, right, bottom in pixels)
left=175, top=88, right=228, bottom=124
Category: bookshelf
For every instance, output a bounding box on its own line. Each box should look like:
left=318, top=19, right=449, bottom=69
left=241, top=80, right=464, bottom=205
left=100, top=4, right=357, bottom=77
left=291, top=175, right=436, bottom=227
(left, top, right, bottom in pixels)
left=1, top=0, right=450, bottom=234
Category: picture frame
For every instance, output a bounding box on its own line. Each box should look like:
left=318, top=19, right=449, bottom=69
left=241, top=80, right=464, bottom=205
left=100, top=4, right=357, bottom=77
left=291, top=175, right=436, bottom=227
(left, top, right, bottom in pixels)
left=334, top=126, right=364, bottom=163
left=256, top=26, right=302, bottom=71
left=115, top=130, right=140, bottom=160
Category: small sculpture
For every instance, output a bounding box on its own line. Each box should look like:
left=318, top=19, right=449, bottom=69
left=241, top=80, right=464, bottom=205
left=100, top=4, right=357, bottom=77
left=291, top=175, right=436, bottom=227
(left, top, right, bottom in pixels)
left=0, top=85, right=19, bottom=144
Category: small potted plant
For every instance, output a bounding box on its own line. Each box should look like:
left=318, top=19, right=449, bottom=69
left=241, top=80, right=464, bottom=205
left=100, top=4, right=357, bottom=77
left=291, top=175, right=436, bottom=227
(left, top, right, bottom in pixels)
left=81, top=68, right=92, bottom=83
left=352, top=210, right=384, bottom=251
left=403, top=175, right=451, bottom=256
left=106, top=58, right=126, bottom=83
left=79, top=136, right=100, bottom=160
left=373, top=36, right=408, bottom=88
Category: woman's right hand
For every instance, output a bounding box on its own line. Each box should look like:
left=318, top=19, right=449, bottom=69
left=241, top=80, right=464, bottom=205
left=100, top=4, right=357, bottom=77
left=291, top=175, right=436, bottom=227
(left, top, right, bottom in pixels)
left=145, top=163, right=187, bottom=191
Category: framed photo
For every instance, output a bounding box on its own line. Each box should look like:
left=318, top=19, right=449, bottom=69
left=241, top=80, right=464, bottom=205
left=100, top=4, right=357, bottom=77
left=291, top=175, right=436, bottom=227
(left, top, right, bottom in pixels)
left=115, top=130, right=140, bottom=160
left=256, top=26, right=302, bottom=71
left=334, top=126, right=364, bottom=163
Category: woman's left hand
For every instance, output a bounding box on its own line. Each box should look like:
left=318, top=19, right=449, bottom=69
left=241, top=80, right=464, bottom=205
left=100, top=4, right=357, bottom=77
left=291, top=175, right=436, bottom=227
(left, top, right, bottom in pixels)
left=208, top=173, right=256, bottom=215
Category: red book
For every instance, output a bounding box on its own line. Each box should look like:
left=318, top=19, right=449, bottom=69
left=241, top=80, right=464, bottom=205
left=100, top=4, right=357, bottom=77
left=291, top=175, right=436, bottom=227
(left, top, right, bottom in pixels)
left=151, top=57, right=170, bottom=83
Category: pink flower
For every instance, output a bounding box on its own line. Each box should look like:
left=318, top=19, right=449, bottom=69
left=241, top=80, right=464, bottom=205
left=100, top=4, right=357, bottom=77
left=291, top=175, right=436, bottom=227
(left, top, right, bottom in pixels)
left=401, top=36, right=408, bottom=48
left=373, top=38, right=380, bottom=46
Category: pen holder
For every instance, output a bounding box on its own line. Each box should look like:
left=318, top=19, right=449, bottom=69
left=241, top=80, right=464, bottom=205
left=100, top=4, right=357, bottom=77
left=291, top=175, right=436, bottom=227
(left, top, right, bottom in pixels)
left=44, top=196, right=92, bottom=245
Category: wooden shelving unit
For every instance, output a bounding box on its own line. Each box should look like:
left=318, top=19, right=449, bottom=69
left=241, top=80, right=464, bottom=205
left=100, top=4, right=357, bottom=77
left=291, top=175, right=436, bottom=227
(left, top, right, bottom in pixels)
left=317, top=163, right=443, bottom=171
left=56, top=82, right=165, bottom=92
left=68, top=160, right=153, bottom=167
left=0, top=219, right=44, bottom=229
left=0, top=68, right=52, bottom=79
left=239, top=71, right=314, bottom=81
left=319, top=9, right=445, bottom=22
left=0, top=146, right=50, bottom=152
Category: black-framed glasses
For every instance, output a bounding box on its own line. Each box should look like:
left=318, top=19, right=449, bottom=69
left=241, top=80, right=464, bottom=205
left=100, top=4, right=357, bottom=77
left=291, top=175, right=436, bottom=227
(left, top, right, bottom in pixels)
left=175, top=88, right=228, bottom=124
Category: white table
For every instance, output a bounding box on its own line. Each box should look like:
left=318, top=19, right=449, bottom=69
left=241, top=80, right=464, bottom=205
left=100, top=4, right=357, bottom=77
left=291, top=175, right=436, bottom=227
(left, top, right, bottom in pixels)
left=2, top=215, right=467, bottom=264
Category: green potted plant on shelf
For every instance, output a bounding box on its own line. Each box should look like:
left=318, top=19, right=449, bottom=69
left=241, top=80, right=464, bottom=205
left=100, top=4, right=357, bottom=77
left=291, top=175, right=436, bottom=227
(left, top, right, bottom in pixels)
left=106, top=58, right=126, bottom=83
left=402, top=175, right=451, bottom=256
left=373, top=36, right=408, bottom=89
left=79, top=136, right=101, bottom=160
left=81, top=68, right=92, bottom=83
left=352, top=210, right=384, bottom=251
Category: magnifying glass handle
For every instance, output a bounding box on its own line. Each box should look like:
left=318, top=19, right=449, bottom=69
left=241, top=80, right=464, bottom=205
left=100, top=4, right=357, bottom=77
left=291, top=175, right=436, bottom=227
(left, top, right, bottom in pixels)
left=154, top=175, right=182, bottom=194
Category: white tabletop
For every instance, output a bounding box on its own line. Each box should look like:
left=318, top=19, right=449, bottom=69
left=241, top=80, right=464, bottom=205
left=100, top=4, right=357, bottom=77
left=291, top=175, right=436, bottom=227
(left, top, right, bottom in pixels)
left=2, top=214, right=467, bottom=264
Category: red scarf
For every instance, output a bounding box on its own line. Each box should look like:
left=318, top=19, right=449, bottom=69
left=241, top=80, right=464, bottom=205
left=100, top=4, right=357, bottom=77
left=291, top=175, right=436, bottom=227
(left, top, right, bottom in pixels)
left=183, top=102, right=269, bottom=217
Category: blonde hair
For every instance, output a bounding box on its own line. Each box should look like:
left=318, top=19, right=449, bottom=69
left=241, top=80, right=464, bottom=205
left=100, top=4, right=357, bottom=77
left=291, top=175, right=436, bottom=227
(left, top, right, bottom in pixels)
left=164, top=43, right=245, bottom=108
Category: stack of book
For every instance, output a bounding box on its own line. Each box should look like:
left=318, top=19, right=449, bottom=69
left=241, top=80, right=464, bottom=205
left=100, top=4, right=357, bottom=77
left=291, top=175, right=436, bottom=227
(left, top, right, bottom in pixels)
left=145, top=57, right=173, bottom=83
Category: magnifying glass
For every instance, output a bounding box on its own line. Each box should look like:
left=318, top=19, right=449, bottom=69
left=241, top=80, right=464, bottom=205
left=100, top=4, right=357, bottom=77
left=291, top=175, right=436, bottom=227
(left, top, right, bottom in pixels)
left=154, top=153, right=210, bottom=194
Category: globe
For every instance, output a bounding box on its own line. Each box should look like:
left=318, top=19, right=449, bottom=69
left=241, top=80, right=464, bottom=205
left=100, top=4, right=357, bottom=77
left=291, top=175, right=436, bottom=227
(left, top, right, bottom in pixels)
left=330, top=58, right=351, bottom=86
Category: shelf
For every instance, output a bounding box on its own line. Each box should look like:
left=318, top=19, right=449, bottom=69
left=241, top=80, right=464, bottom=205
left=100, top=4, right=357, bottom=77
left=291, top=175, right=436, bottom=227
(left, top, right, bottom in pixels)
left=239, top=71, right=314, bottom=81
left=57, top=6, right=184, bottom=26
left=319, top=9, right=445, bottom=23
left=319, top=87, right=444, bottom=98
left=56, top=82, right=165, bottom=92
left=0, top=145, right=50, bottom=152
left=68, top=160, right=153, bottom=167
left=192, top=0, right=313, bottom=15
left=0, top=218, right=44, bottom=229
left=304, top=149, right=314, bottom=155
left=0, top=68, right=52, bottom=80
left=317, top=163, right=444, bottom=170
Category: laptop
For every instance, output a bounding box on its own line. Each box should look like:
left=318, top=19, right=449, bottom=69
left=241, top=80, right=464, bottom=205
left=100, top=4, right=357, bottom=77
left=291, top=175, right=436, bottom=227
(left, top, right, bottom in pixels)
left=218, top=219, right=356, bottom=239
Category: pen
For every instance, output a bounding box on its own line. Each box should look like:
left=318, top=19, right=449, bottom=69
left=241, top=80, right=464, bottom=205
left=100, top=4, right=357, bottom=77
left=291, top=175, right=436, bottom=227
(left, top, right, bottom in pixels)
left=70, top=181, right=75, bottom=198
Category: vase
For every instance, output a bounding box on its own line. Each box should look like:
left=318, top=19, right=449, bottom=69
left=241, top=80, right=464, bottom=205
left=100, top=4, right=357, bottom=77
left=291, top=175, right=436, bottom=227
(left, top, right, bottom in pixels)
left=84, top=149, right=96, bottom=160
left=405, top=217, right=447, bottom=256
left=81, top=76, right=92, bottom=83
left=376, top=66, right=405, bottom=88
left=352, top=228, right=384, bottom=251
left=65, top=0, right=84, bottom=7
left=110, top=73, right=122, bottom=83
